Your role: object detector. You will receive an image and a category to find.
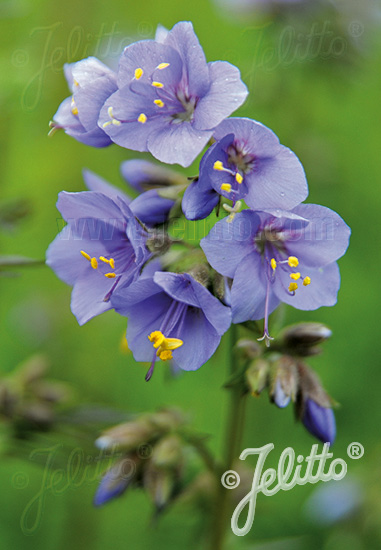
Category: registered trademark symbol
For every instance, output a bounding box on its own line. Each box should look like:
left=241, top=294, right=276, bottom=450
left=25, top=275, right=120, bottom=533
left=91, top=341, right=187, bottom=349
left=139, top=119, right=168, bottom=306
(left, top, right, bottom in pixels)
left=347, top=442, right=364, bottom=459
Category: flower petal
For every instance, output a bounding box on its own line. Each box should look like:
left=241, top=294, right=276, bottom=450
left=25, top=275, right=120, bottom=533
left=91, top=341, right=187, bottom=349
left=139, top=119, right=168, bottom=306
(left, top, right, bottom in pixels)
left=193, top=62, right=248, bottom=130
left=201, top=211, right=260, bottom=278
left=82, top=169, right=131, bottom=204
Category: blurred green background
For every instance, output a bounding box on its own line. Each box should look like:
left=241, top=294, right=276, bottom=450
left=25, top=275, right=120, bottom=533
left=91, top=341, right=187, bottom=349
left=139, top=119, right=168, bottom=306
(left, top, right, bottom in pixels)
left=1, top=0, right=381, bottom=549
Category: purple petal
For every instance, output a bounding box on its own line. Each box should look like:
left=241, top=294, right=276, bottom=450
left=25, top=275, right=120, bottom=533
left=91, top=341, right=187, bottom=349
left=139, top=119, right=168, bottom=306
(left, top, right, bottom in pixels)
left=200, top=211, right=260, bottom=278
left=273, top=262, right=341, bottom=311
left=117, top=41, right=182, bottom=88
left=188, top=276, right=231, bottom=335
left=94, top=460, right=132, bottom=506
left=121, top=159, right=183, bottom=192
left=82, top=169, right=131, bottom=204
left=130, top=189, right=174, bottom=226
left=147, top=122, right=212, bottom=167
left=286, top=204, right=351, bottom=267
left=171, top=311, right=221, bottom=371
left=163, top=22, right=210, bottom=98
left=99, top=86, right=164, bottom=153
left=70, top=271, right=114, bottom=325
left=56, top=191, right=126, bottom=226
left=153, top=272, right=200, bottom=308
left=230, top=253, right=280, bottom=322
left=182, top=179, right=219, bottom=220
left=74, top=74, right=117, bottom=132
left=70, top=57, right=116, bottom=86
left=193, top=62, right=248, bottom=130
left=302, top=399, right=336, bottom=445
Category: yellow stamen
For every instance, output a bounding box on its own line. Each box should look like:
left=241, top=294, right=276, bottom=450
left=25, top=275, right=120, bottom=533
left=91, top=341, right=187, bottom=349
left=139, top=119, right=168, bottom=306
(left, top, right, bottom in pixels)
left=290, top=272, right=301, bottom=280
left=90, top=257, right=98, bottom=269
left=80, top=250, right=91, bottom=261
left=99, top=256, right=108, bottom=263
left=288, top=282, right=298, bottom=292
left=138, top=113, right=147, bottom=124
left=213, top=161, right=224, bottom=171
left=148, top=331, right=165, bottom=348
left=221, top=183, right=232, bottom=192
left=154, top=99, right=165, bottom=108
left=159, top=350, right=173, bottom=361
left=71, top=98, right=78, bottom=116
left=288, top=256, right=299, bottom=267
left=73, top=79, right=79, bottom=87
left=102, top=106, right=121, bottom=128
left=303, top=276, right=311, bottom=286
left=148, top=331, right=183, bottom=360
left=134, top=67, right=143, bottom=80
left=270, top=258, right=277, bottom=271
left=157, top=62, right=170, bottom=70
left=109, top=258, right=115, bottom=269
left=104, top=273, right=116, bottom=278
left=152, top=81, right=164, bottom=88
left=235, top=173, right=243, bottom=184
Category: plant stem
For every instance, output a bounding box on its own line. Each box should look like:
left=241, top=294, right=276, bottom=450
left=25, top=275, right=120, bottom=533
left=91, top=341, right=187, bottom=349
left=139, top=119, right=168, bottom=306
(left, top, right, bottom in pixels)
left=210, top=324, right=247, bottom=550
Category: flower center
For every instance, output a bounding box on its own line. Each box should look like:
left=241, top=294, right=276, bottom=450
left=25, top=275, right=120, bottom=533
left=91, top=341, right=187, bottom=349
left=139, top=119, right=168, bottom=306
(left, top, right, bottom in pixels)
left=148, top=330, right=183, bottom=361
left=226, top=143, right=255, bottom=174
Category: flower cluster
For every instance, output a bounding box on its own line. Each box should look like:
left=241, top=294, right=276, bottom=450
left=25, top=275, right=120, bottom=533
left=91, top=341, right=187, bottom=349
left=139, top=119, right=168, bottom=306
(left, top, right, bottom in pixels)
left=47, top=20, right=350, bottom=445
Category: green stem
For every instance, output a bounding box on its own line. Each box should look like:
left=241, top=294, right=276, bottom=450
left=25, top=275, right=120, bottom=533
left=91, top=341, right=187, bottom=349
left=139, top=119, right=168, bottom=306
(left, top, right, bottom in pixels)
left=210, top=324, right=247, bottom=550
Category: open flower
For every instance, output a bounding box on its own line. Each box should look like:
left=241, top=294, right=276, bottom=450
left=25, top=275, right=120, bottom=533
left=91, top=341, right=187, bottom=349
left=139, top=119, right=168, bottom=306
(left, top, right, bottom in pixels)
left=182, top=117, right=308, bottom=220
left=111, top=271, right=231, bottom=380
left=46, top=190, right=151, bottom=325
left=98, top=22, right=248, bottom=167
left=201, top=204, right=350, bottom=343
left=51, top=57, right=117, bottom=147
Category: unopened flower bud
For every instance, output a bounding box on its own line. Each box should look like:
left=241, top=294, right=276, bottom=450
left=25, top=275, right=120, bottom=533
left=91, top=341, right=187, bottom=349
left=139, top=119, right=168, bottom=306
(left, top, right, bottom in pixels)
left=302, top=398, right=336, bottom=446
left=236, top=339, right=261, bottom=360
left=94, top=455, right=137, bottom=506
left=95, top=417, right=158, bottom=452
left=149, top=408, right=186, bottom=432
left=144, top=464, right=177, bottom=511
left=245, top=359, right=269, bottom=396
left=279, top=323, right=332, bottom=356
left=146, top=231, right=172, bottom=255
left=152, top=435, right=184, bottom=470
left=187, top=264, right=210, bottom=287
left=269, top=356, right=299, bottom=408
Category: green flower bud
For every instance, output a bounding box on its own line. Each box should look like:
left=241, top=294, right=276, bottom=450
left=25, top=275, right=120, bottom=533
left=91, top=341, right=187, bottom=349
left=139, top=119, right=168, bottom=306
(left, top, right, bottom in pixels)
left=245, top=359, right=270, bottom=396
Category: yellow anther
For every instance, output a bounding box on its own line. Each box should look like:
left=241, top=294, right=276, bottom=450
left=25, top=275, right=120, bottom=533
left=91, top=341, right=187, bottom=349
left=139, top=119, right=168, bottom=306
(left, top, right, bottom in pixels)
left=90, top=257, right=98, bottom=269
left=99, top=256, right=108, bottom=263
left=71, top=97, right=78, bottom=116
left=154, top=99, right=165, bottom=108
left=102, top=106, right=121, bottom=128
left=288, top=282, right=298, bottom=293
left=303, top=276, right=311, bottom=286
left=157, top=62, right=170, bottom=70
left=138, top=113, right=147, bottom=124
left=270, top=258, right=277, bottom=271
left=221, top=183, right=232, bottom=193
left=104, top=272, right=116, bottom=278
left=73, top=79, right=79, bottom=87
left=288, top=256, right=299, bottom=267
left=109, top=258, right=115, bottom=269
left=152, top=81, right=164, bottom=88
left=80, top=250, right=91, bottom=261
left=148, top=331, right=183, bottom=360
left=134, top=67, right=143, bottom=80
left=148, top=331, right=165, bottom=348
left=159, top=350, right=173, bottom=361
left=235, top=173, right=243, bottom=184
left=290, top=272, right=301, bottom=280
left=213, top=161, right=224, bottom=171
